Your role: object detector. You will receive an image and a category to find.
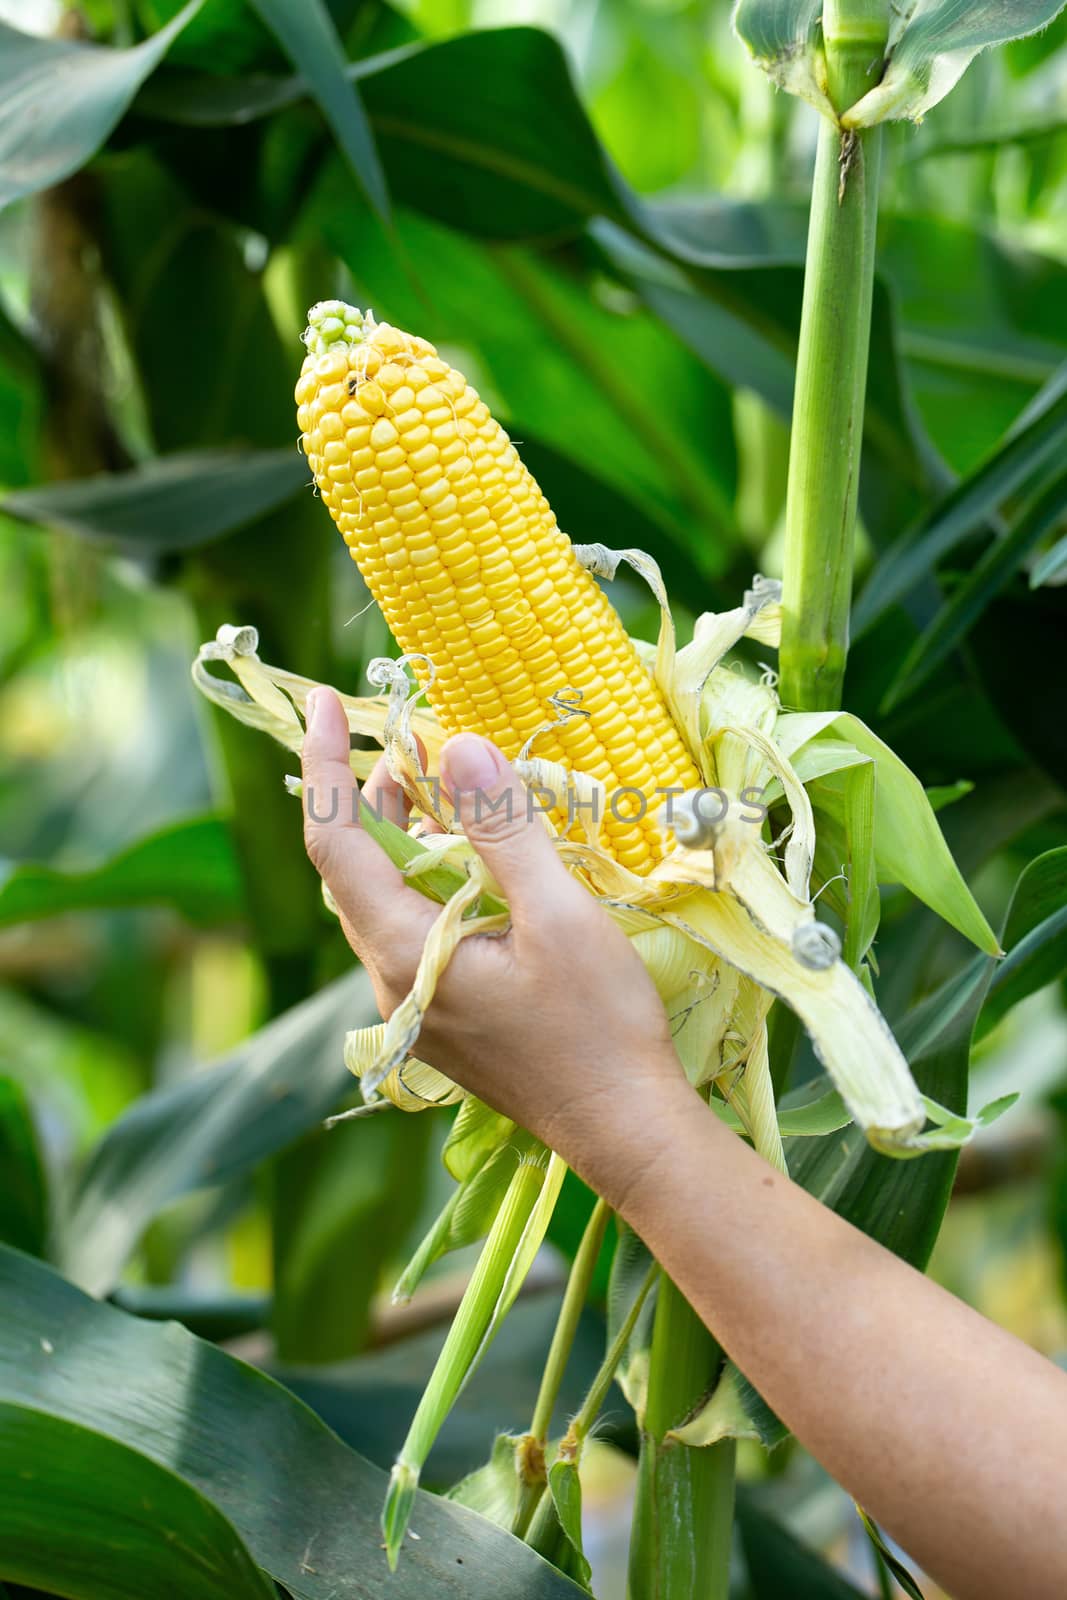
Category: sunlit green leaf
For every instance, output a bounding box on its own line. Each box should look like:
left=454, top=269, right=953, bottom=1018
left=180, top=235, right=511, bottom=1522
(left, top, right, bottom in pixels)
left=0, top=1081, right=48, bottom=1259
left=0, top=817, right=242, bottom=929
left=779, top=711, right=1000, bottom=953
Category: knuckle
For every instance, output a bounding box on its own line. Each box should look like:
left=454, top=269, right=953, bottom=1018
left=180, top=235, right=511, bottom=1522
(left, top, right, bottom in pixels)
left=303, top=819, right=335, bottom=875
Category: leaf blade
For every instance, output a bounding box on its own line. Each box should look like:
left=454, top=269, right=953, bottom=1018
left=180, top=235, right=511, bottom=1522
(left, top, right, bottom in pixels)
left=244, top=0, right=388, bottom=219
left=0, top=1, right=203, bottom=210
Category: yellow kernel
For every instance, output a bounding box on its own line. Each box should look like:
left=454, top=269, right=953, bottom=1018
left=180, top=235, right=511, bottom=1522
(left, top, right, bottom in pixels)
left=432, top=513, right=463, bottom=539
left=354, top=346, right=382, bottom=377
left=373, top=325, right=407, bottom=356
left=316, top=351, right=348, bottom=382
left=394, top=500, right=426, bottom=523
left=317, top=382, right=346, bottom=412
left=419, top=477, right=452, bottom=508
left=359, top=383, right=387, bottom=416
left=370, top=417, right=398, bottom=450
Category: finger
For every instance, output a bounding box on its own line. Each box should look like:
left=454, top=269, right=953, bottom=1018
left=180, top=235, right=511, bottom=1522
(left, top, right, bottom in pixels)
left=363, top=754, right=414, bottom=832
left=301, top=688, right=430, bottom=942
left=440, top=733, right=586, bottom=919
left=363, top=745, right=445, bottom=838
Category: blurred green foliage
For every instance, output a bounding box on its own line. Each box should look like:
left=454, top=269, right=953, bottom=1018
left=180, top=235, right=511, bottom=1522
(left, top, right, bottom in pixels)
left=0, top=1, right=1066, bottom=1596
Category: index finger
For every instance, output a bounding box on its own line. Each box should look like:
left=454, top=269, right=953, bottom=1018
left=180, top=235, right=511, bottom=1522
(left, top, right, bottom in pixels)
left=301, top=687, right=432, bottom=945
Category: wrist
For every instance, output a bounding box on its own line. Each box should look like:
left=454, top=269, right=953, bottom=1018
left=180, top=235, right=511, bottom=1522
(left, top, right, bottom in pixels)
left=544, top=1054, right=709, bottom=1216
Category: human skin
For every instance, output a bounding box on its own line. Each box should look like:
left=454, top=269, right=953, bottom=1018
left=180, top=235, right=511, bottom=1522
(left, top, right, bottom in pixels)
left=302, top=685, right=1067, bottom=1600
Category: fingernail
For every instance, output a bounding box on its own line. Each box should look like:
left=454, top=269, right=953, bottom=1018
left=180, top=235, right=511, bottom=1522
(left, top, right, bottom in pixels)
left=306, top=687, right=323, bottom=731
left=441, top=734, right=505, bottom=795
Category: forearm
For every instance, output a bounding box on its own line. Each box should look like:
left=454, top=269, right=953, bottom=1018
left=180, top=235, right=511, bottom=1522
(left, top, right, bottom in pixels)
left=560, top=1070, right=1067, bottom=1600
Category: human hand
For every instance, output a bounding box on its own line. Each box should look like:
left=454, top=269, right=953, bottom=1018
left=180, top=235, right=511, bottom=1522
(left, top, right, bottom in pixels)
left=300, top=686, right=689, bottom=1177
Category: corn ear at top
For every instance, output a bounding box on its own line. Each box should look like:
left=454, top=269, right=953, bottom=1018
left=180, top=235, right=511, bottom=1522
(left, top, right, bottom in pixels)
left=296, top=299, right=701, bottom=873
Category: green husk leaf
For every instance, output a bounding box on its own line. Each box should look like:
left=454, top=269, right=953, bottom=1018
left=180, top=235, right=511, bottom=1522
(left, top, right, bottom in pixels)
left=731, top=0, right=834, bottom=119
left=778, top=710, right=1000, bottom=954
left=845, top=0, right=1067, bottom=129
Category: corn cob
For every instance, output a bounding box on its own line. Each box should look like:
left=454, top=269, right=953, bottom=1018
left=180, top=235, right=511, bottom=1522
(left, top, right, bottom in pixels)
left=296, top=300, right=700, bottom=873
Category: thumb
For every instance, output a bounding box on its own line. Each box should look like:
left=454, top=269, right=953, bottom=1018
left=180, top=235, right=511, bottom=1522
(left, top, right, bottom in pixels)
left=440, top=733, right=576, bottom=915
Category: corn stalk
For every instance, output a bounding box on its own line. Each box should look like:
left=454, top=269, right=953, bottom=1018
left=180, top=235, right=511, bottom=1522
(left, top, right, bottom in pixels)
left=628, top=1278, right=734, bottom=1600
left=779, top=0, right=890, bottom=711
left=628, top=5, right=891, bottom=1590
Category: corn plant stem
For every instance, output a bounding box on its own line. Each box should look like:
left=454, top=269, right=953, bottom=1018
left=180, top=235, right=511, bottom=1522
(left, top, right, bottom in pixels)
left=524, top=1259, right=659, bottom=1557
left=512, top=1198, right=612, bottom=1539
left=382, top=1154, right=547, bottom=1567
left=779, top=0, right=889, bottom=711
left=533, top=1199, right=612, bottom=1441
left=628, top=1276, right=735, bottom=1600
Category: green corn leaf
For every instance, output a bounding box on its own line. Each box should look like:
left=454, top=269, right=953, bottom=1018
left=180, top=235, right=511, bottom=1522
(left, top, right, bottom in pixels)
left=843, top=760, right=879, bottom=970
left=738, top=1494, right=869, bottom=1599
left=61, top=971, right=373, bottom=1294
left=926, top=780, right=975, bottom=813
left=0, top=1081, right=48, bottom=1259
left=384, top=1153, right=556, bottom=1568
left=243, top=0, right=388, bottom=219
left=978, top=847, right=1067, bottom=1037
left=272, top=1111, right=433, bottom=1363
left=883, top=465, right=1067, bottom=708
left=732, top=0, right=833, bottom=118
left=856, top=1508, right=927, bottom=1599
left=447, top=1432, right=524, bottom=1527
left=0, top=2, right=203, bottom=210
left=605, top=1224, right=658, bottom=1424
left=444, top=1096, right=517, bottom=1182
left=713, top=1081, right=853, bottom=1139
left=0, top=1246, right=586, bottom=1599
left=0, top=1402, right=277, bottom=1600
left=855, top=363, right=1067, bottom=635
left=1030, top=531, right=1067, bottom=588
left=778, top=711, right=1000, bottom=954
left=544, top=1459, right=593, bottom=1591
left=2, top=450, right=306, bottom=554
left=392, top=1135, right=536, bottom=1305
left=0, top=816, right=243, bottom=929
left=845, top=0, right=1067, bottom=129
